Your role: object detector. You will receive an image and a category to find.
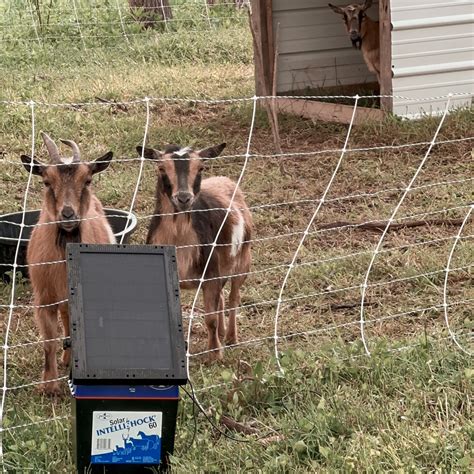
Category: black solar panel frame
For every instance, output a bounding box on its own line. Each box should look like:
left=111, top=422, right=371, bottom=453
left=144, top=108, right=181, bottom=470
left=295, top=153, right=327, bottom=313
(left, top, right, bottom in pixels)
left=67, top=244, right=187, bottom=385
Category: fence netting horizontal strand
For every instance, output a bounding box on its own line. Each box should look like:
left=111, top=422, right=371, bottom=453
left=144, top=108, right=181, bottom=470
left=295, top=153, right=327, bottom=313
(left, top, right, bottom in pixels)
left=2, top=200, right=471, bottom=270
left=1, top=206, right=471, bottom=310
left=193, top=327, right=474, bottom=394
left=0, top=92, right=470, bottom=107
left=5, top=298, right=474, bottom=394
left=6, top=254, right=473, bottom=349
left=1, top=136, right=473, bottom=168
left=0, top=91, right=471, bottom=460
left=0, top=211, right=473, bottom=314
left=4, top=331, right=474, bottom=433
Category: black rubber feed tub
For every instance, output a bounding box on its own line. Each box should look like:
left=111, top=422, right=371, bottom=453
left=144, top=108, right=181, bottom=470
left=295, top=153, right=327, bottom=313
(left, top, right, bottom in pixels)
left=0, top=209, right=137, bottom=281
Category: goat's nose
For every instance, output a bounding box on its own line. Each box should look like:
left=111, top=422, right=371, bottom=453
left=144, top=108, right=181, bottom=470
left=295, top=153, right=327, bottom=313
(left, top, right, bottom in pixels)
left=61, top=206, right=75, bottom=219
left=177, top=193, right=193, bottom=205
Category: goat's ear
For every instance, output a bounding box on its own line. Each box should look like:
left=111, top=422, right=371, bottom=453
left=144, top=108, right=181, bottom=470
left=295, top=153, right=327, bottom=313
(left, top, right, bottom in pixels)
left=362, top=0, right=373, bottom=10
left=20, top=155, right=44, bottom=176
left=90, top=151, right=113, bottom=175
left=198, top=143, right=226, bottom=158
left=328, top=3, right=344, bottom=14
left=136, top=146, right=161, bottom=160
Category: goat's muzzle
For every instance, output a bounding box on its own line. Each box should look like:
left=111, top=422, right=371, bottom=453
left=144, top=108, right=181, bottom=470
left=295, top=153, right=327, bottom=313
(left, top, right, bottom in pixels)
left=172, top=192, right=194, bottom=212
left=59, top=206, right=80, bottom=231
left=350, top=32, right=362, bottom=49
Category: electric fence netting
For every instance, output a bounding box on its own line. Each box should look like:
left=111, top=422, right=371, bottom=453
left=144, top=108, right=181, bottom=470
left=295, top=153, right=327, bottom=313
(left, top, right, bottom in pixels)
left=0, top=92, right=472, bottom=465
left=0, top=0, right=250, bottom=50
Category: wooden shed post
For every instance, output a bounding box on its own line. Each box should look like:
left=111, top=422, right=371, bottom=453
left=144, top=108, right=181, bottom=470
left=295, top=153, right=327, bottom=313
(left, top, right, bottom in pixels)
left=379, top=0, right=393, bottom=112
left=251, top=0, right=274, bottom=97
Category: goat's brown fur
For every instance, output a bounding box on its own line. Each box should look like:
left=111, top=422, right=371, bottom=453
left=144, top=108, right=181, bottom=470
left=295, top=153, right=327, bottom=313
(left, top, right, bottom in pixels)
left=21, top=133, right=115, bottom=395
left=139, top=143, right=252, bottom=360
left=329, top=1, right=380, bottom=82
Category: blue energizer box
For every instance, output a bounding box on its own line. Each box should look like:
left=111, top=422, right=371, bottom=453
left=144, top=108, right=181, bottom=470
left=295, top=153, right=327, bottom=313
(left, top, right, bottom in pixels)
left=72, top=384, right=179, bottom=473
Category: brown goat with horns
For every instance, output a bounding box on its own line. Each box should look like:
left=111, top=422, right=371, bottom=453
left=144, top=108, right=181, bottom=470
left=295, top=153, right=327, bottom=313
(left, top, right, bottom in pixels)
left=329, top=0, right=380, bottom=83
left=21, top=133, right=115, bottom=395
left=138, top=143, right=252, bottom=361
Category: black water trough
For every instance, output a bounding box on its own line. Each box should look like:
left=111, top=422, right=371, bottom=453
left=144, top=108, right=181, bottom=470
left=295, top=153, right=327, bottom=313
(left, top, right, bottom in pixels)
left=0, top=209, right=138, bottom=281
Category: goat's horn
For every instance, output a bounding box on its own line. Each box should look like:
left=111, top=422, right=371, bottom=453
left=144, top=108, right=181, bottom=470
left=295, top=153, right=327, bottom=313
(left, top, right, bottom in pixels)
left=41, top=132, right=60, bottom=163
left=60, top=139, right=81, bottom=163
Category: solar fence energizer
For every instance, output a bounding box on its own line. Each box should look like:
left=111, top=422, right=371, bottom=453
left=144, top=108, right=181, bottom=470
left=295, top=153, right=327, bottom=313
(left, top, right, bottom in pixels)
left=67, top=244, right=187, bottom=473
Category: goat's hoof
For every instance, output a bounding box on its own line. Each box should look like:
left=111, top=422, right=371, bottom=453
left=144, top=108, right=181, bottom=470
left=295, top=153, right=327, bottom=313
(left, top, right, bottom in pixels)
left=225, top=334, right=238, bottom=346
left=207, top=348, right=224, bottom=363
left=60, top=350, right=71, bottom=368
left=38, top=381, right=62, bottom=397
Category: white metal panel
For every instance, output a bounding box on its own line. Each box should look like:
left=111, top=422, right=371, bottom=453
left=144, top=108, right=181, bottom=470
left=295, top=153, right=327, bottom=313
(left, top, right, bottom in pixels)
left=391, top=0, right=474, bottom=117
left=273, top=0, right=379, bottom=93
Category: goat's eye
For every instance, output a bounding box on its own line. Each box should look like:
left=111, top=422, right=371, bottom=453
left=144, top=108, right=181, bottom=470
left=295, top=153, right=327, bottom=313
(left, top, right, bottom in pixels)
left=44, top=181, right=51, bottom=188
left=198, top=167, right=204, bottom=173
left=158, top=167, right=166, bottom=174
left=85, top=179, right=92, bottom=186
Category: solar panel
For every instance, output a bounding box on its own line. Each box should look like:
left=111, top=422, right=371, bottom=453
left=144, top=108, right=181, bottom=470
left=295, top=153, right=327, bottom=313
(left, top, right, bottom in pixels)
left=67, top=244, right=187, bottom=385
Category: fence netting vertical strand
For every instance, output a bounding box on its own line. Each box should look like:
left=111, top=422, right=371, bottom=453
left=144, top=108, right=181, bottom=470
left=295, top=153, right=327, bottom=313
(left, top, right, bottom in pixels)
left=359, top=95, right=453, bottom=355
left=1, top=1, right=250, bottom=49
left=273, top=95, right=360, bottom=372
left=0, top=101, right=36, bottom=459
left=0, top=93, right=472, bottom=466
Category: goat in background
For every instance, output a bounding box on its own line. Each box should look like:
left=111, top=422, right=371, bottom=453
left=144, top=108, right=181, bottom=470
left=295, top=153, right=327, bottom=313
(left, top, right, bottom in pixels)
left=138, top=143, right=252, bottom=361
left=328, top=0, right=380, bottom=83
left=21, top=132, right=115, bottom=395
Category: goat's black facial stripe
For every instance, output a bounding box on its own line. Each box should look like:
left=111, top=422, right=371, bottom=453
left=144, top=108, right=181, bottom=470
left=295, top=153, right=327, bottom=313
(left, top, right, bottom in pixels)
left=173, top=153, right=190, bottom=191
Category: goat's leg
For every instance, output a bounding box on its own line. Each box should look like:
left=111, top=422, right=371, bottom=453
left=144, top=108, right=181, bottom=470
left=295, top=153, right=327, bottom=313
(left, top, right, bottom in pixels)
left=375, top=68, right=381, bottom=84
left=203, top=283, right=223, bottom=361
left=58, top=303, right=70, bottom=368
left=35, top=305, right=61, bottom=396
left=226, top=276, right=245, bottom=345
left=217, top=291, right=226, bottom=343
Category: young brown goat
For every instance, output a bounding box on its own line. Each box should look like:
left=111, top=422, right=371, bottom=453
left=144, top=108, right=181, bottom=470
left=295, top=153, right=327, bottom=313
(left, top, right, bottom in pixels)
left=329, top=0, right=380, bottom=82
left=138, top=143, right=252, bottom=361
left=21, top=132, right=115, bottom=395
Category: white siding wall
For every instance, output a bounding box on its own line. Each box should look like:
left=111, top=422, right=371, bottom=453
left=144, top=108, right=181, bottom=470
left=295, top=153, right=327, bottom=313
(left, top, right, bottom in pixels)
left=274, top=0, right=379, bottom=93
left=391, top=0, right=474, bottom=117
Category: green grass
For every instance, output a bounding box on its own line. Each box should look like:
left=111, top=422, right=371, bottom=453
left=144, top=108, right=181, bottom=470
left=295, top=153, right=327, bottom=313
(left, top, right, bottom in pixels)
left=2, top=337, right=472, bottom=472
left=174, top=337, right=473, bottom=473
left=0, top=100, right=471, bottom=470
left=0, top=1, right=473, bottom=471
left=0, top=0, right=252, bottom=69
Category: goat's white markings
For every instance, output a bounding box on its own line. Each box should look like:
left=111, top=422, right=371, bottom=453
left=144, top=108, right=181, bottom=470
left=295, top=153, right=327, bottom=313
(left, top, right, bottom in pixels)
left=175, top=147, right=192, bottom=157
left=106, top=224, right=116, bottom=244
left=230, top=212, right=245, bottom=257
left=61, top=156, right=74, bottom=165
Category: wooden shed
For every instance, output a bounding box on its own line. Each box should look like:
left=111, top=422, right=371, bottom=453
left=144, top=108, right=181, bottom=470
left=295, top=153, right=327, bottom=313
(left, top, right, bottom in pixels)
left=251, top=0, right=473, bottom=122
